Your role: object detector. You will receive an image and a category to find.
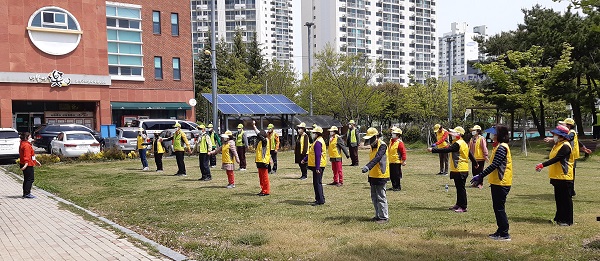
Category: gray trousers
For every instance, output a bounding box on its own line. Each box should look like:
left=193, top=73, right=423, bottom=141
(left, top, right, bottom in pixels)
left=439, top=153, right=449, bottom=174
left=370, top=183, right=389, bottom=220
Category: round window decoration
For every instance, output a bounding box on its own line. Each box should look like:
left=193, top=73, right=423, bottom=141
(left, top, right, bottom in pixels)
left=27, top=6, right=82, bottom=56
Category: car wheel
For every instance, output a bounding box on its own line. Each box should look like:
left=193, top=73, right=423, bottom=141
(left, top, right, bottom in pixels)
left=47, top=144, right=52, bottom=154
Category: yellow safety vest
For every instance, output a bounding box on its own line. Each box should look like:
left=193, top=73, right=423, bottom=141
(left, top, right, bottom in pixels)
left=269, top=133, right=279, bottom=150
left=222, top=143, right=233, bottom=164
left=154, top=138, right=165, bottom=154
left=350, top=129, right=357, bottom=143
left=569, top=129, right=580, bottom=159
left=436, top=129, right=448, bottom=148
left=548, top=140, right=574, bottom=180
left=450, top=139, right=469, bottom=172
left=328, top=135, right=342, bottom=159
left=388, top=139, right=403, bottom=164
left=198, top=135, right=209, bottom=153
left=472, top=135, right=485, bottom=160
left=299, top=134, right=306, bottom=153
left=137, top=135, right=146, bottom=150
left=308, top=137, right=327, bottom=167
left=487, top=143, right=513, bottom=186
left=236, top=131, right=244, bottom=147
left=369, top=140, right=390, bottom=179
left=255, top=139, right=271, bottom=164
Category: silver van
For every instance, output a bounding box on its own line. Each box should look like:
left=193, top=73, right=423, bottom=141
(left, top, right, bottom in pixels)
left=131, top=119, right=197, bottom=139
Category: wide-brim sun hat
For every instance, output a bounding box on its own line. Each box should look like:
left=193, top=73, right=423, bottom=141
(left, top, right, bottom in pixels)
left=328, top=126, right=338, bottom=132
left=449, top=126, right=466, bottom=135
left=173, top=123, right=181, bottom=128
left=392, top=128, right=402, bottom=135
left=363, top=127, right=379, bottom=139
left=207, top=124, right=213, bottom=128
left=297, top=122, right=306, bottom=128
left=550, top=125, right=570, bottom=139
left=471, top=125, right=482, bottom=131
left=237, top=124, right=243, bottom=129
left=312, top=126, right=323, bottom=133
left=433, top=124, right=441, bottom=132
left=558, top=118, right=575, bottom=125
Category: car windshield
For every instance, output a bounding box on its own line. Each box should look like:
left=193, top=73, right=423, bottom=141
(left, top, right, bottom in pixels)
left=121, top=131, right=138, bottom=138
left=66, top=133, right=95, bottom=141
left=0, top=131, right=19, bottom=139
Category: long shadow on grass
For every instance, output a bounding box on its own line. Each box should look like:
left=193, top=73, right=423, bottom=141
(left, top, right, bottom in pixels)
left=324, top=215, right=373, bottom=224
left=234, top=192, right=262, bottom=196
left=510, top=215, right=551, bottom=224
left=406, top=205, right=451, bottom=211
left=439, top=229, right=489, bottom=238
left=281, top=199, right=311, bottom=206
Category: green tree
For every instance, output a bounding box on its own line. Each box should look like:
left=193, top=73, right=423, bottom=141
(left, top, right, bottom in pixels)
left=261, top=60, right=298, bottom=97
left=246, top=32, right=263, bottom=79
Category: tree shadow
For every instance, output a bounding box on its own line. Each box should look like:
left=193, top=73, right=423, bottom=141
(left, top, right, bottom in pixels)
left=280, top=199, right=311, bottom=206
left=324, top=215, right=373, bottom=224
left=511, top=216, right=551, bottom=224
left=5, top=195, right=26, bottom=199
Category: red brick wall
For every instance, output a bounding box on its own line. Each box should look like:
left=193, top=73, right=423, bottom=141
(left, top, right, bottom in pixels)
left=1, top=0, right=108, bottom=75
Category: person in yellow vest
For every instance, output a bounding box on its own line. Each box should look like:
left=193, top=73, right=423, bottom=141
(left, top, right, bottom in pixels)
left=163, top=123, right=191, bottom=176
left=235, top=123, right=248, bottom=171
left=327, top=126, right=350, bottom=186
left=388, top=127, right=407, bottom=191
left=361, top=127, right=390, bottom=223
left=428, top=126, right=477, bottom=213
left=559, top=118, right=591, bottom=196
left=302, top=126, right=327, bottom=205
left=253, top=121, right=271, bottom=196
left=208, top=131, right=240, bottom=188
left=295, top=122, right=310, bottom=180
left=535, top=125, right=575, bottom=226
left=152, top=133, right=165, bottom=172
left=194, top=125, right=213, bottom=181
left=206, top=124, right=222, bottom=168
left=432, top=124, right=450, bottom=175
left=346, top=120, right=360, bottom=166
left=137, top=128, right=149, bottom=171
left=469, top=125, right=488, bottom=189
left=470, top=125, right=513, bottom=241
left=266, top=123, right=280, bottom=174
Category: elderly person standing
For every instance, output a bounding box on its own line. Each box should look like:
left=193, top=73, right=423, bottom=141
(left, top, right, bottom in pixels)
left=209, top=131, right=240, bottom=188
left=469, top=125, right=488, bottom=188
left=253, top=121, right=271, bottom=196
left=432, top=124, right=450, bottom=175
left=266, top=124, right=280, bottom=174
left=163, top=122, right=191, bottom=176
left=295, top=122, right=310, bottom=180
left=206, top=124, right=221, bottom=168
left=346, top=120, right=360, bottom=166
left=327, top=126, right=349, bottom=186
left=302, top=126, right=327, bottom=205
left=137, top=128, right=149, bottom=171
left=428, top=127, right=477, bottom=213
left=388, top=127, right=407, bottom=191
left=19, top=132, right=41, bottom=199
left=535, top=125, right=575, bottom=226
left=235, top=123, right=248, bottom=171
left=361, top=127, right=390, bottom=223
left=195, top=125, right=212, bottom=181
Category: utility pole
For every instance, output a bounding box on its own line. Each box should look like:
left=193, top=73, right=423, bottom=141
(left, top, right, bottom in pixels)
left=210, top=0, right=218, bottom=132
left=305, top=22, right=315, bottom=116
left=446, top=38, right=455, bottom=124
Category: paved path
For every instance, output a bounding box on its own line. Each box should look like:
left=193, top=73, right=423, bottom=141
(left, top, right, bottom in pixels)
left=0, top=168, right=185, bottom=260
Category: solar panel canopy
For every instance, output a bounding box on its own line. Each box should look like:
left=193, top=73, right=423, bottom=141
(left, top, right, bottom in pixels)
left=202, top=94, right=307, bottom=115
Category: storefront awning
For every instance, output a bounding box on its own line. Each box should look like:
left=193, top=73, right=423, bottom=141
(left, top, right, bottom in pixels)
left=111, top=102, right=191, bottom=110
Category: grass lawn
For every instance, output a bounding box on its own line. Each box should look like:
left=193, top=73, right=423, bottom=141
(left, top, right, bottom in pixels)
left=7, top=141, right=600, bottom=260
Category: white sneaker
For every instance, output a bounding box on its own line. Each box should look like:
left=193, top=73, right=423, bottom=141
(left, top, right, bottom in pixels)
left=143, top=167, right=149, bottom=171
left=226, top=184, right=235, bottom=189
left=240, top=168, right=246, bottom=171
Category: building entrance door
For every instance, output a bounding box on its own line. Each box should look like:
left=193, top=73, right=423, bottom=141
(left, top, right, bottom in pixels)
left=14, top=113, right=44, bottom=133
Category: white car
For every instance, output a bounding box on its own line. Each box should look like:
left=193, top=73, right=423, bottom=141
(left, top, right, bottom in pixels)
left=51, top=131, right=101, bottom=157
left=0, top=128, right=20, bottom=160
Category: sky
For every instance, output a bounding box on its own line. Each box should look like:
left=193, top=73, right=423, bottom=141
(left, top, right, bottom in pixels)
left=290, top=0, right=577, bottom=72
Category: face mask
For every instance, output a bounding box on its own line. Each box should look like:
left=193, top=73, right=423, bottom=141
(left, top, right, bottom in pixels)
left=489, top=134, right=495, bottom=140
left=238, top=129, right=242, bottom=132
left=330, top=132, right=335, bottom=136
left=450, top=132, right=460, bottom=138
left=298, top=129, right=304, bottom=134
left=553, top=136, right=559, bottom=143
left=392, top=134, right=397, bottom=139
left=471, top=131, right=477, bottom=136
left=349, top=125, right=353, bottom=129
left=311, top=134, right=316, bottom=140
left=208, top=128, right=213, bottom=132
left=28, top=137, right=34, bottom=142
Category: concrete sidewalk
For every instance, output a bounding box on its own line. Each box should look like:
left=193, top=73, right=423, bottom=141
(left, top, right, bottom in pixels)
left=0, top=168, right=185, bottom=260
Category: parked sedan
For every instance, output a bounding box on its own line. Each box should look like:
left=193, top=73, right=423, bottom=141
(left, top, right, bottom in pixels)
left=0, top=128, right=20, bottom=160
left=34, top=124, right=103, bottom=153
left=50, top=131, right=101, bottom=157
left=104, top=127, right=146, bottom=154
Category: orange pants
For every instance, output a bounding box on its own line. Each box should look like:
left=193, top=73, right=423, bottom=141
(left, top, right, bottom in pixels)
left=258, top=168, right=270, bottom=194
left=226, top=170, right=235, bottom=185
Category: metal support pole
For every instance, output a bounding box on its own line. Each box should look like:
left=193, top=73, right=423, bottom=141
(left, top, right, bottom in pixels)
left=447, top=38, right=454, bottom=124
left=210, top=0, right=219, bottom=132
left=305, top=22, right=314, bottom=116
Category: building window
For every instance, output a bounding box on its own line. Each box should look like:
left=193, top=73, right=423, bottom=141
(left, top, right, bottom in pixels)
left=153, top=11, right=161, bottom=34
left=154, top=57, right=163, bottom=79
left=171, top=13, right=179, bottom=36
left=173, top=58, right=180, bottom=80
left=106, top=4, right=143, bottom=79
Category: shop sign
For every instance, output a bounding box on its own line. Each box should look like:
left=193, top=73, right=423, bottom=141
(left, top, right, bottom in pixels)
left=45, top=111, right=94, bottom=118
left=0, top=71, right=111, bottom=86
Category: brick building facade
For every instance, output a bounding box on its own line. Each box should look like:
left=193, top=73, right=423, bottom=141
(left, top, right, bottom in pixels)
left=0, top=0, right=194, bottom=133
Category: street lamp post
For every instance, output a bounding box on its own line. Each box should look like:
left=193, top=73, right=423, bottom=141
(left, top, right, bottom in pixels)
left=305, top=22, right=314, bottom=116
left=446, top=38, right=455, bottom=124
left=210, top=0, right=218, bottom=131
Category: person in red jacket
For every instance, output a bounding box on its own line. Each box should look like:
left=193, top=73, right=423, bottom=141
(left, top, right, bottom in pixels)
left=19, top=132, right=41, bottom=198
left=388, top=127, right=407, bottom=191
